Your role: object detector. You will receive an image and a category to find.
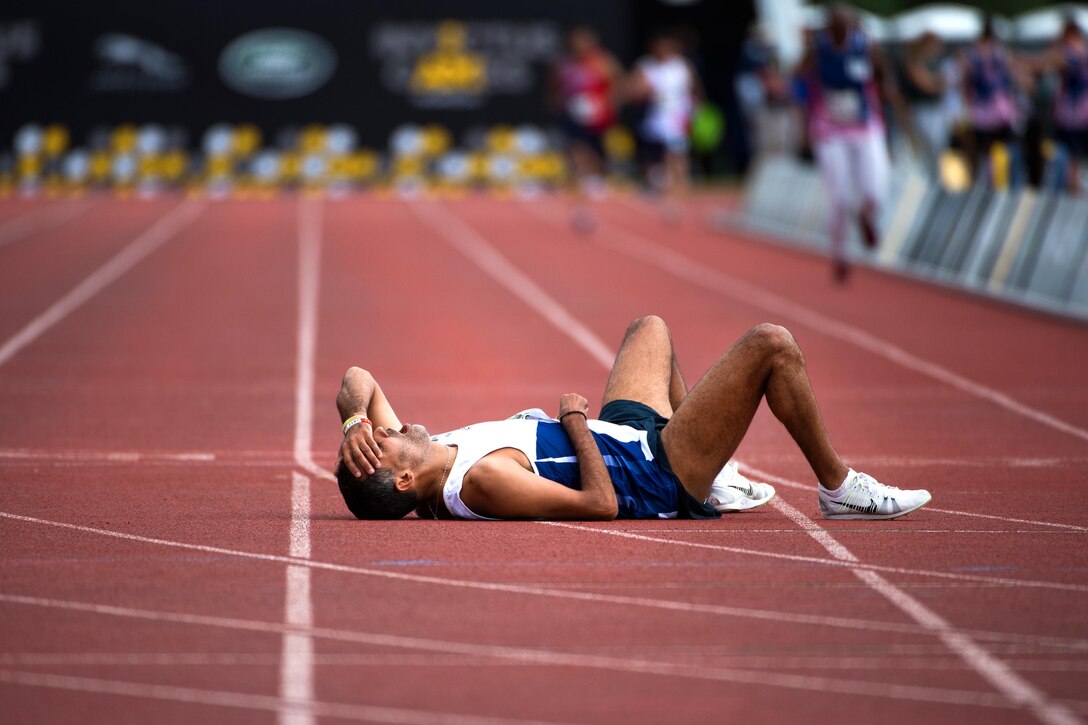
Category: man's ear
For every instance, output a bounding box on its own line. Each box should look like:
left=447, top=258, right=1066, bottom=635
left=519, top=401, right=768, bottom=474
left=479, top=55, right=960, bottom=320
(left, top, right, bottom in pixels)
left=394, top=469, right=415, bottom=493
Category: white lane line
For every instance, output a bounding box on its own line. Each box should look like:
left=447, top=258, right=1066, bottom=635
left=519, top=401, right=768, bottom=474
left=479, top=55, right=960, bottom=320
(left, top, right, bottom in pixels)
left=444, top=202, right=1081, bottom=724
left=409, top=200, right=616, bottom=370
left=0, top=449, right=217, bottom=463
left=0, top=669, right=563, bottom=725
left=6, top=652, right=1088, bottom=673
left=281, top=473, right=314, bottom=725
left=0, top=594, right=1030, bottom=710
left=7, top=512, right=1085, bottom=650
left=743, top=465, right=1088, bottom=533
left=0, top=200, right=205, bottom=369
left=280, top=196, right=322, bottom=725
left=537, top=522, right=1088, bottom=593
left=609, top=528, right=1084, bottom=535
left=522, top=199, right=1088, bottom=445
left=770, top=497, right=1080, bottom=725
left=744, top=454, right=1085, bottom=469
left=0, top=653, right=543, bottom=667
left=924, top=507, right=1088, bottom=532
left=0, top=200, right=95, bottom=250
left=288, top=472, right=312, bottom=561
left=294, top=198, right=333, bottom=483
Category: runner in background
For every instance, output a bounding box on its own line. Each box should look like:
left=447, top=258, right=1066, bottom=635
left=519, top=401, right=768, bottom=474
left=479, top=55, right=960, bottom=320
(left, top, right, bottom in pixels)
left=630, top=30, right=704, bottom=223
left=1039, top=16, right=1088, bottom=193
left=961, top=17, right=1024, bottom=189
left=551, top=26, right=622, bottom=233
left=798, top=4, right=896, bottom=283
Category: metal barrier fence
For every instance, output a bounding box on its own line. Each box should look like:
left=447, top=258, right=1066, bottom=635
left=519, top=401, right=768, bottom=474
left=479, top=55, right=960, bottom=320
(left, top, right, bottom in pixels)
left=742, top=156, right=1088, bottom=323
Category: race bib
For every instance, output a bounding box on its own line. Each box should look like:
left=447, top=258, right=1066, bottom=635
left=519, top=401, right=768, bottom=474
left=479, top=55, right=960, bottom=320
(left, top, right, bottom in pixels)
left=846, top=57, right=872, bottom=83
left=567, top=93, right=602, bottom=125
left=826, top=90, right=863, bottom=124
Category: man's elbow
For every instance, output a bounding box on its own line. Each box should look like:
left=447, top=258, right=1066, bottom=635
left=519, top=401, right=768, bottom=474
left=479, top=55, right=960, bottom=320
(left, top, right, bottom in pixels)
left=343, top=366, right=371, bottom=382
left=336, top=367, right=371, bottom=407
left=589, top=498, right=618, bottom=521
left=338, top=367, right=371, bottom=392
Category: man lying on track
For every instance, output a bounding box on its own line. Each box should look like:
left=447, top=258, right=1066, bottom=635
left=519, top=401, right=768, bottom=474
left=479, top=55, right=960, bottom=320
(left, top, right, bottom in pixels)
left=335, top=316, right=931, bottom=521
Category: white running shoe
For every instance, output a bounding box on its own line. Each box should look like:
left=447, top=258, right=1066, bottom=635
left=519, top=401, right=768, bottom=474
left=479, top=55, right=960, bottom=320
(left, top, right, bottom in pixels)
left=706, top=461, right=776, bottom=513
left=819, top=469, right=931, bottom=520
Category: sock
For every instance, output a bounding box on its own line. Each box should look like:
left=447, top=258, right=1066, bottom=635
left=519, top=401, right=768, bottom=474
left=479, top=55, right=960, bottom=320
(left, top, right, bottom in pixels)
left=819, top=469, right=854, bottom=499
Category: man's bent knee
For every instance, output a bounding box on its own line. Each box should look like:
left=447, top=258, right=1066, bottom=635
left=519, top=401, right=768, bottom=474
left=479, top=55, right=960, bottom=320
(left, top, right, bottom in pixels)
left=625, top=315, right=670, bottom=339
left=747, top=323, right=799, bottom=358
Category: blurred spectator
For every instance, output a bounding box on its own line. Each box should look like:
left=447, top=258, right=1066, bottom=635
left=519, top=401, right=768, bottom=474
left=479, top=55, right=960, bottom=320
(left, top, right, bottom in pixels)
left=630, top=30, right=703, bottom=221
left=737, top=23, right=799, bottom=163
left=901, top=31, right=949, bottom=176
left=677, top=26, right=725, bottom=179
left=551, top=26, right=622, bottom=231
left=736, top=23, right=774, bottom=123
left=798, top=3, right=894, bottom=283
left=1042, top=17, right=1088, bottom=193
left=961, top=17, right=1024, bottom=188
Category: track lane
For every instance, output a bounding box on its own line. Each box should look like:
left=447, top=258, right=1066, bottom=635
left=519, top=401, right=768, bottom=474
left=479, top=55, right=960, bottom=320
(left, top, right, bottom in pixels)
left=0, top=196, right=62, bottom=226
left=0, top=198, right=304, bottom=723
left=0, top=198, right=176, bottom=343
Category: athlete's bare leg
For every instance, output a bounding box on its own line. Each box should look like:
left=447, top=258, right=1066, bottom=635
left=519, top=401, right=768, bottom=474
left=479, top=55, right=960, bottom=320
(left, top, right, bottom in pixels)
left=601, top=315, right=687, bottom=418
left=668, top=347, right=688, bottom=412
left=568, top=141, right=605, bottom=182
left=661, top=324, right=849, bottom=501
left=660, top=150, right=689, bottom=223
left=567, top=140, right=606, bottom=232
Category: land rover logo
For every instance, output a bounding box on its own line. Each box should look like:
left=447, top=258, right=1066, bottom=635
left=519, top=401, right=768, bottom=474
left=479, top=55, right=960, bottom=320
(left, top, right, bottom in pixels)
left=219, top=28, right=336, bottom=99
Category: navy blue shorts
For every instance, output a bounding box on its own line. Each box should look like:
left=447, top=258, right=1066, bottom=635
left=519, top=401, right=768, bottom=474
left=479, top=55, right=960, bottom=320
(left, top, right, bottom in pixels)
left=599, top=399, right=720, bottom=519
left=562, top=116, right=606, bottom=159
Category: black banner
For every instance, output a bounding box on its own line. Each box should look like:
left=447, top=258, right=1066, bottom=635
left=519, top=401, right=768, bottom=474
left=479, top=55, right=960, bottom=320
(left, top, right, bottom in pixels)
left=0, top=0, right=632, bottom=148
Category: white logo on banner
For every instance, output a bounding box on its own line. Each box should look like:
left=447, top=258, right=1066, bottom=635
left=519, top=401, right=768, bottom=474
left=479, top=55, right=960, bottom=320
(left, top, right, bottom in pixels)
left=219, top=28, right=337, bottom=100
left=90, top=33, right=189, bottom=92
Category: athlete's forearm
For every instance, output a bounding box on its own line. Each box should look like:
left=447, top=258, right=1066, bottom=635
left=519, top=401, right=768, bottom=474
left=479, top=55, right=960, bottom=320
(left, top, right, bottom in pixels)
left=336, top=367, right=377, bottom=421
left=562, top=414, right=618, bottom=520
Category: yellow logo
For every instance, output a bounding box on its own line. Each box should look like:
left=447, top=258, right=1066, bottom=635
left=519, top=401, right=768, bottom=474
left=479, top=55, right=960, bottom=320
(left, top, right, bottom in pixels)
left=369, top=19, right=560, bottom=109
left=409, top=21, right=487, bottom=95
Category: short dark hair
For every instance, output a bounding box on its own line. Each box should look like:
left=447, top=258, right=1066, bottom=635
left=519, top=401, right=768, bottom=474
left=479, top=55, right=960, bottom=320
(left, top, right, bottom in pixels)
left=337, top=463, right=418, bottom=520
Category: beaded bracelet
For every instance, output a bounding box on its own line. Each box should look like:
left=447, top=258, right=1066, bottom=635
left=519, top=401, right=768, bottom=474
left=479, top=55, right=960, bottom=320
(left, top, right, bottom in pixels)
left=342, top=415, right=373, bottom=435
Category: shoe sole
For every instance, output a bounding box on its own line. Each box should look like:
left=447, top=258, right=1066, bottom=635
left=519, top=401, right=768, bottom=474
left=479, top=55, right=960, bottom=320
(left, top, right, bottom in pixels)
left=712, top=489, right=776, bottom=513
left=820, top=492, right=932, bottom=520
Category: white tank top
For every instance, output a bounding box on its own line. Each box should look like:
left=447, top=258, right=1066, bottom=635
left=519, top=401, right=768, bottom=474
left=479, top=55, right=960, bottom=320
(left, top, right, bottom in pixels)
left=431, top=409, right=656, bottom=520
left=638, top=55, right=694, bottom=142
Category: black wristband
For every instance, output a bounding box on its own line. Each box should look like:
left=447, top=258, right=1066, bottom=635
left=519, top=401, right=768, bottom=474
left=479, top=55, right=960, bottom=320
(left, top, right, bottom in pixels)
left=559, top=410, right=588, bottom=422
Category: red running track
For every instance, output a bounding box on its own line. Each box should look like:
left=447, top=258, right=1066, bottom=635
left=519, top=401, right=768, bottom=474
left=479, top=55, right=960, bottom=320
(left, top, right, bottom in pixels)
left=0, top=191, right=1086, bottom=725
